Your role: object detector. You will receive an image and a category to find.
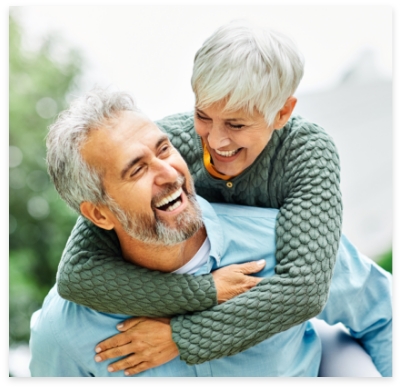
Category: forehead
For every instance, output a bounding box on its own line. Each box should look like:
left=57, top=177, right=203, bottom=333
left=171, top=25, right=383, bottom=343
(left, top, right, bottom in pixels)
left=81, top=110, right=163, bottom=172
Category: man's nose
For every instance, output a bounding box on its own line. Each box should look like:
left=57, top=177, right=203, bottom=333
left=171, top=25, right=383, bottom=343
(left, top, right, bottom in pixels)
left=207, top=124, right=231, bottom=149
left=153, top=159, right=179, bottom=186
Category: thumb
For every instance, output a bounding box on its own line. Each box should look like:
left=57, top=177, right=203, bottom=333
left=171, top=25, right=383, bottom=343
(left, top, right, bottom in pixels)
left=238, top=259, right=266, bottom=275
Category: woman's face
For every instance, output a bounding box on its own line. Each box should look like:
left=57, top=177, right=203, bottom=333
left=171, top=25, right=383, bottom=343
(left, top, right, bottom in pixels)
left=194, top=100, right=276, bottom=177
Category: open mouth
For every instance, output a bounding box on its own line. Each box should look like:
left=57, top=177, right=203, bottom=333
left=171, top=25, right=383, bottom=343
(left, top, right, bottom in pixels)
left=214, top=148, right=242, bottom=157
left=154, top=187, right=183, bottom=212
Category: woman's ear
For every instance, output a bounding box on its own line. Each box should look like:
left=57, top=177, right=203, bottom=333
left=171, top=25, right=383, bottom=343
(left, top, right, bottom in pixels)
left=80, top=201, right=115, bottom=230
left=273, top=96, right=297, bottom=129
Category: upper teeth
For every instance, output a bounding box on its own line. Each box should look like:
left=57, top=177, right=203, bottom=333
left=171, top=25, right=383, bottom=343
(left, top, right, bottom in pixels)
left=215, top=149, right=239, bottom=157
left=155, top=188, right=182, bottom=208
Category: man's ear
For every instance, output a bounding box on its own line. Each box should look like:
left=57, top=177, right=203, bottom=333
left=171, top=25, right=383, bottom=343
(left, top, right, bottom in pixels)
left=273, top=96, right=297, bottom=130
left=80, top=201, right=115, bottom=230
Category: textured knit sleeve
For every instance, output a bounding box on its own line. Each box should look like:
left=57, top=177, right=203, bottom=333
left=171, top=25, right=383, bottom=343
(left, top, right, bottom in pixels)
left=170, top=124, right=343, bottom=364
left=56, top=216, right=217, bottom=316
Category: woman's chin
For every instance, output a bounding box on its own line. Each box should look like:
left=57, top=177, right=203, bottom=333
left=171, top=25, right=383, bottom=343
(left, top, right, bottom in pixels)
left=213, top=161, right=244, bottom=177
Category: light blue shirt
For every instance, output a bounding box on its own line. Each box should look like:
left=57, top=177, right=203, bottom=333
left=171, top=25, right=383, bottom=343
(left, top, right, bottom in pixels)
left=29, top=197, right=392, bottom=377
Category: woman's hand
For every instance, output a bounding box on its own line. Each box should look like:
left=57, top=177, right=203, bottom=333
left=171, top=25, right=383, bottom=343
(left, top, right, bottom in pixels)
left=212, top=260, right=265, bottom=303
left=94, top=317, right=179, bottom=376
left=94, top=260, right=264, bottom=375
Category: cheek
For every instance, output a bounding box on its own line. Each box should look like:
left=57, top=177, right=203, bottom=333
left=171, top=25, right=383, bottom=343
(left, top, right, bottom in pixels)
left=194, top=120, right=207, bottom=137
left=237, top=132, right=270, bottom=155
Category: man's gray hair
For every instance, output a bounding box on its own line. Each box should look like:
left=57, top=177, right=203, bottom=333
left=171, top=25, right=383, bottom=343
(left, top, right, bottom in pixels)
left=191, top=19, right=305, bottom=126
left=46, top=89, right=139, bottom=214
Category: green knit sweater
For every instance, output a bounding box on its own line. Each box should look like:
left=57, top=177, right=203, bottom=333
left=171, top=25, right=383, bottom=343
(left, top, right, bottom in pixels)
left=57, top=113, right=342, bottom=365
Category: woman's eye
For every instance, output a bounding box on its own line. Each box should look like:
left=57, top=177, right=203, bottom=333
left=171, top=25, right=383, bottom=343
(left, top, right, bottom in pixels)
left=196, top=112, right=209, bottom=121
left=228, top=123, right=244, bottom=130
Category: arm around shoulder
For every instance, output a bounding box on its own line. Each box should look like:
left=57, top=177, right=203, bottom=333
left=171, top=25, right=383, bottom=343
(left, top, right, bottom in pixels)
left=56, top=216, right=217, bottom=316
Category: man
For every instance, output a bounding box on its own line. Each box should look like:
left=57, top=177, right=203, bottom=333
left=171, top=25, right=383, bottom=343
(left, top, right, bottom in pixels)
left=29, top=89, right=392, bottom=377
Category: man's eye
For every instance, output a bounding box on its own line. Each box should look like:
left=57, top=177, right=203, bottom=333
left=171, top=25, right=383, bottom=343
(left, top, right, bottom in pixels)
left=159, top=144, right=171, bottom=155
left=130, top=166, right=143, bottom=177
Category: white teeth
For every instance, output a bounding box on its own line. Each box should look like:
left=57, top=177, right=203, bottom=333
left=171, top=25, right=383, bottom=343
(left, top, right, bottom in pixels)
left=155, top=188, right=182, bottom=208
left=166, top=199, right=182, bottom=212
left=214, top=148, right=239, bottom=157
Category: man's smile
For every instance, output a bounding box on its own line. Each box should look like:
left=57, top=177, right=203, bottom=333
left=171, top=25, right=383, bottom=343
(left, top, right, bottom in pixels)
left=154, top=187, right=183, bottom=212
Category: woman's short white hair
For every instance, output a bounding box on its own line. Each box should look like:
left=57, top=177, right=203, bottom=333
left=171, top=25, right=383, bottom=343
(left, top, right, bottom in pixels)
left=191, top=19, right=305, bottom=126
left=46, top=89, right=139, bottom=214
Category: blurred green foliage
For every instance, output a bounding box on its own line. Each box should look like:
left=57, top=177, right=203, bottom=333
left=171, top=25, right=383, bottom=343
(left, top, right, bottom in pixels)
left=9, top=11, right=83, bottom=346
left=376, top=249, right=392, bottom=274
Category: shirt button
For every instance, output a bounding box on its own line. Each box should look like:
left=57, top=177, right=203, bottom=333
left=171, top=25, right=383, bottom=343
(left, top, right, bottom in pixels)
left=226, top=182, right=233, bottom=188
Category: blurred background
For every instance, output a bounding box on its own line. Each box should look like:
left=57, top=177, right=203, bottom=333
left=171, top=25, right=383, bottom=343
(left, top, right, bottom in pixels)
left=8, top=5, right=393, bottom=377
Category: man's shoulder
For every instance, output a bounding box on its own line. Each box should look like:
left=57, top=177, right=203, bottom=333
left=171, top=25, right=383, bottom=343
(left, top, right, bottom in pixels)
left=31, top=286, right=78, bottom=335
left=198, top=196, right=279, bottom=225
left=30, top=286, right=128, bottom=355
left=30, top=286, right=70, bottom=356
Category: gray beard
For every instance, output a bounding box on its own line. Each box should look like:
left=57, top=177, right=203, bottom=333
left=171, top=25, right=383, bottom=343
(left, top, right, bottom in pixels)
left=107, top=188, right=203, bottom=246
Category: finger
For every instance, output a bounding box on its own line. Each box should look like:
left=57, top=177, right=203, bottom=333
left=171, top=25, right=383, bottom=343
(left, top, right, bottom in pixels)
left=95, top=343, right=138, bottom=362
left=107, top=354, right=143, bottom=373
left=124, top=362, right=151, bottom=376
left=117, top=317, right=147, bottom=332
left=237, top=259, right=266, bottom=275
left=96, top=332, right=134, bottom=353
left=246, top=275, right=264, bottom=287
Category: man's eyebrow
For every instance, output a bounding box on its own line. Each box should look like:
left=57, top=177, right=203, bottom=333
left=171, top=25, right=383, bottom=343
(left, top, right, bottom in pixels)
left=120, top=134, right=170, bottom=179
left=155, top=134, right=169, bottom=149
left=121, top=155, right=143, bottom=179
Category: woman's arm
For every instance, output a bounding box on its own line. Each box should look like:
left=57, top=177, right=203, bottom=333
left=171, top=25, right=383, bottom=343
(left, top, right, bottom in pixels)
left=57, top=216, right=263, bottom=316
left=169, top=124, right=343, bottom=364
left=57, top=217, right=217, bottom=316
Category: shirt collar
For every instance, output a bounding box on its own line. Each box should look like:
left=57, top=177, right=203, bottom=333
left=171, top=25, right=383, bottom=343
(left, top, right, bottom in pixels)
left=196, top=195, right=224, bottom=268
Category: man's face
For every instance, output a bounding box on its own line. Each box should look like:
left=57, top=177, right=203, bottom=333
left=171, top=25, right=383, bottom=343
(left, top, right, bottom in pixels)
left=81, top=110, right=203, bottom=246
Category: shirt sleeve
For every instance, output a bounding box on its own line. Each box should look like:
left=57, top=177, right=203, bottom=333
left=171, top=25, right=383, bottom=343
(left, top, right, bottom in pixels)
left=316, top=235, right=393, bottom=377
left=170, top=123, right=343, bottom=364
left=56, top=217, right=217, bottom=316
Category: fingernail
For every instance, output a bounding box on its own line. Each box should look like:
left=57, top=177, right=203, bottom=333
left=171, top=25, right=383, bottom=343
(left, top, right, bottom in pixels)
left=125, top=371, right=130, bottom=376
left=95, top=347, right=101, bottom=353
left=117, top=324, right=124, bottom=329
left=95, top=356, right=101, bottom=362
left=108, top=366, right=114, bottom=372
left=257, top=259, right=265, bottom=265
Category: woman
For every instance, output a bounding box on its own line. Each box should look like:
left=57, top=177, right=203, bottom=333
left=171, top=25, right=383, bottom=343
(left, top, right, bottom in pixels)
left=54, top=20, right=375, bottom=376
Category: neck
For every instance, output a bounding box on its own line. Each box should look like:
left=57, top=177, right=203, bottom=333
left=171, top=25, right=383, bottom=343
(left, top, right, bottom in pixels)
left=116, top=226, right=207, bottom=273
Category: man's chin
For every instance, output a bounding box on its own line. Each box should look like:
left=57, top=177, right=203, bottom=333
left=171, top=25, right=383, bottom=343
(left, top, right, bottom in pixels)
left=154, top=196, right=203, bottom=246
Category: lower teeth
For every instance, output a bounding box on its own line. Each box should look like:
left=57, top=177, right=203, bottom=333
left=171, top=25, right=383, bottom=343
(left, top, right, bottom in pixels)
left=166, top=200, right=181, bottom=212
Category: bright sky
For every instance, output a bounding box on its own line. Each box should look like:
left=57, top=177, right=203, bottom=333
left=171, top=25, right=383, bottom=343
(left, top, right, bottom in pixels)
left=15, top=4, right=392, bottom=120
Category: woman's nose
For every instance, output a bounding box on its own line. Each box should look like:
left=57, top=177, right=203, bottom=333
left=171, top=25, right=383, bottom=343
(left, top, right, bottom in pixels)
left=207, top=125, right=231, bottom=149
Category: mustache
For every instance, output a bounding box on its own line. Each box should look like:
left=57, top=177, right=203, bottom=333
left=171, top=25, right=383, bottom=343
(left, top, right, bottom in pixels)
left=151, top=175, right=186, bottom=208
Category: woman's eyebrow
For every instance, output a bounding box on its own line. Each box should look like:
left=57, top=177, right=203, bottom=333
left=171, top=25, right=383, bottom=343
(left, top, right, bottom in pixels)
left=196, top=108, right=246, bottom=121
left=195, top=108, right=209, bottom=116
